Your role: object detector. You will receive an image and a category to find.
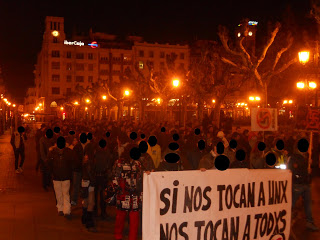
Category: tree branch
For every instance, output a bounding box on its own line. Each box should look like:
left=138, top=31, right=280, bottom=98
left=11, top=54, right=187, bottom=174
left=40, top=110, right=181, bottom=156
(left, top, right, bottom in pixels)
left=256, top=22, right=281, bottom=69
left=271, top=34, right=293, bottom=71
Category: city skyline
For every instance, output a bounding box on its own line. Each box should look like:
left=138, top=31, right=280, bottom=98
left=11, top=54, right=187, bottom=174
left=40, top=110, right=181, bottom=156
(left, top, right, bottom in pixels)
left=0, top=1, right=313, bottom=102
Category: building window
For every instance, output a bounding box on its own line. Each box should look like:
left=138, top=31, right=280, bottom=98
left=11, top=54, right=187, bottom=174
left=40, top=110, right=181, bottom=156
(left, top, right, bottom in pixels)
left=100, top=70, right=109, bottom=75
left=66, top=63, right=72, bottom=71
left=76, top=53, right=84, bottom=59
left=180, top=53, right=185, bottom=59
left=66, top=52, right=72, bottom=58
left=149, top=51, right=154, bottom=58
left=52, top=87, right=60, bottom=95
left=76, top=63, right=85, bottom=71
left=88, top=64, right=93, bottom=71
left=148, top=61, right=154, bottom=68
left=66, top=75, right=72, bottom=82
left=51, top=62, right=60, bottom=69
left=52, top=74, right=60, bottom=82
left=88, top=53, right=93, bottom=59
left=88, top=76, right=93, bottom=83
left=139, top=61, right=144, bottom=69
left=75, top=76, right=84, bottom=82
left=53, top=38, right=58, bottom=43
left=66, top=88, right=72, bottom=95
left=52, top=50, right=60, bottom=58
left=160, top=52, right=165, bottom=58
left=139, top=50, right=144, bottom=57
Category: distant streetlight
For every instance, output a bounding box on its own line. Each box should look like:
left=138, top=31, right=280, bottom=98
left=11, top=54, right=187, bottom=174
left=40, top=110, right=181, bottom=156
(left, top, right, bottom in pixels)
left=102, top=95, right=107, bottom=100
left=157, top=98, right=161, bottom=104
left=39, top=103, right=43, bottom=106
left=13, top=104, right=16, bottom=107
left=60, top=107, right=64, bottom=110
left=298, top=51, right=310, bottom=65
left=74, top=101, right=79, bottom=105
left=172, top=79, right=180, bottom=87
left=8, top=102, right=11, bottom=106
left=86, top=99, right=90, bottom=103
left=212, top=99, right=216, bottom=103
left=3, top=98, right=7, bottom=102
left=309, top=82, right=317, bottom=89
left=124, top=90, right=130, bottom=96
left=289, top=100, right=293, bottom=104
left=249, top=96, right=255, bottom=101
left=283, top=100, right=288, bottom=104
left=297, top=82, right=305, bottom=89
left=85, top=107, right=88, bottom=111
left=255, top=97, right=261, bottom=101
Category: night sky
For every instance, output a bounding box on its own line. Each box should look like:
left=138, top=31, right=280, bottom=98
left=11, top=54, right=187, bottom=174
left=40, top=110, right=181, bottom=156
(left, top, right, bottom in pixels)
left=0, top=0, right=313, bottom=103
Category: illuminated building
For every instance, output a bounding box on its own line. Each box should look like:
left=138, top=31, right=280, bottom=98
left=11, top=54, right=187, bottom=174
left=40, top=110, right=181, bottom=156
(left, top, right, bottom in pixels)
left=30, top=16, right=190, bottom=119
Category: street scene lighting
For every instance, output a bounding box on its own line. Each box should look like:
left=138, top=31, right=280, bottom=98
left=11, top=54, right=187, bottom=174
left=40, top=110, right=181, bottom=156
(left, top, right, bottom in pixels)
left=74, top=101, right=79, bottom=105
left=13, top=104, right=16, bottom=107
left=297, top=82, right=305, bottom=89
left=85, top=107, right=88, bottom=111
left=249, top=96, right=255, bottom=101
left=60, top=107, right=64, bottom=110
left=102, top=95, right=107, bottom=100
left=212, top=99, right=216, bottom=103
left=289, top=100, right=293, bottom=104
left=157, top=98, right=161, bottom=104
left=283, top=100, right=288, bottom=104
left=255, top=97, right=260, bottom=101
left=298, top=51, right=310, bottom=65
left=309, top=82, right=317, bottom=89
left=86, top=99, right=90, bottom=103
left=124, top=90, right=130, bottom=96
left=172, top=79, right=180, bottom=87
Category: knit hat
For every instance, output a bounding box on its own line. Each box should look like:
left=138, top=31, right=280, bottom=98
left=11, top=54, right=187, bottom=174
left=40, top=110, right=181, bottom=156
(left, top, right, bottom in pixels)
left=217, top=131, right=225, bottom=138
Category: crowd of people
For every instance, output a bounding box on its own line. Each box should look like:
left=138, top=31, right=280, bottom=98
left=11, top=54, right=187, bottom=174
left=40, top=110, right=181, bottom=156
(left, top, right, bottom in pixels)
left=10, top=117, right=320, bottom=239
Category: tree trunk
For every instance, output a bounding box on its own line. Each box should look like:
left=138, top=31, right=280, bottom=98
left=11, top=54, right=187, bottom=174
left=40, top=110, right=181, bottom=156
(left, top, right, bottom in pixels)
left=197, top=98, right=204, bottom=123
left=162, top=99, right=169, bottom=121
left=139, top=100, right=144, bottom=122
left=117, top=101, right=123, bottom=121
left=213, top=98, right=222, bottom=129
left=264, top=83, right=268, bottom=108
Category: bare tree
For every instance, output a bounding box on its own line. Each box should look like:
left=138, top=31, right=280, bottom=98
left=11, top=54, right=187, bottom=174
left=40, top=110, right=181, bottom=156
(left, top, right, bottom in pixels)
left=218, top=19, right=297, bottom=107
left=188, top=41, right=249, bottom=127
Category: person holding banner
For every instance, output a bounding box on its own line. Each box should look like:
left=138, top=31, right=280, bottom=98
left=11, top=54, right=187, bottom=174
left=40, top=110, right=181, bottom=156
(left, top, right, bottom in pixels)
left=199, top=138, right=219, bottom=171
left=112, top=144, right=142, bottom=240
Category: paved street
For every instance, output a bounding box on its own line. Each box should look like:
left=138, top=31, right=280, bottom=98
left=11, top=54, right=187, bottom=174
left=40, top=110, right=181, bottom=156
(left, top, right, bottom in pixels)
left=0, top=131, right=142, bottom=240
left=0, top=130, right=319, bottom=240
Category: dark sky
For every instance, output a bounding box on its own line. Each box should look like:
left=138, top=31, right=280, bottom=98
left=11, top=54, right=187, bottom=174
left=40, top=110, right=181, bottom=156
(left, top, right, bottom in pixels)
left=0, top=0, right=312, bottom=103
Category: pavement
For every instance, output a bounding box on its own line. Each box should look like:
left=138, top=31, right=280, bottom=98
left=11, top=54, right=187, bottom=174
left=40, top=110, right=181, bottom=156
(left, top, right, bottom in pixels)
left=0, top=131, right=141, bottom=240
left=0, top=130, right=319, bottom=240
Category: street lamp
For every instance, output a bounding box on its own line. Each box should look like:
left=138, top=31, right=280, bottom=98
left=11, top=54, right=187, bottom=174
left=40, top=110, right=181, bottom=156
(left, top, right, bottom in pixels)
left=86, top=99, right=90, bottom=103
left=102, top=95, right=107, bottom=100
left=309, top=82, right=317, bottom=89
left=60, top=107, right=64, bottom=110
left=74, top=101, right=79, bottom=105
left=212, top=99, right=216, bottom=103
left=297, top=82, right=305, bottom=89
left=124, top=90, right=130, bottom=96
left=13, top=104, right=16, bottom=107
left=172, top=79, right=180, bottom=87
left=298, top=51, right=310, bottom=65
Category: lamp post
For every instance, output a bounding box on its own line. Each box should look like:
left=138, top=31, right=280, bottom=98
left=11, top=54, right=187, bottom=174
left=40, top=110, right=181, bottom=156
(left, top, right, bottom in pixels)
left=172, top=78, right=183, bottom=126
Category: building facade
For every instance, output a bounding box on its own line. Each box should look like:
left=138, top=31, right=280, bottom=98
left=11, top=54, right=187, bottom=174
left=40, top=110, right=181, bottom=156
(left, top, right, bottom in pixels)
left=30, top=16, right=190, bottom=119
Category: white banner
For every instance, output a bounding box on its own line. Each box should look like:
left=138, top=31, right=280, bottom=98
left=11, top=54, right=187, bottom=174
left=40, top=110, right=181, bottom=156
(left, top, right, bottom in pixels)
left=143, top=169, right=291, bottom=240
left=251, top=108, right=278, bottom=131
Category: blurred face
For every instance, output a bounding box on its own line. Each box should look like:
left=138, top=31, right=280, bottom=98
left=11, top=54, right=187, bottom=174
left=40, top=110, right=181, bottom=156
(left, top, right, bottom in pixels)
left=72, top=138, right=78, bottom=146
left=236, top=128, right=241, bottom=134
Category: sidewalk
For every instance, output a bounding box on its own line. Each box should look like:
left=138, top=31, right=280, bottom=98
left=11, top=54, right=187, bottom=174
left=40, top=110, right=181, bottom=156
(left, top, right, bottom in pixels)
left=0, top=132, right=139, bottom=240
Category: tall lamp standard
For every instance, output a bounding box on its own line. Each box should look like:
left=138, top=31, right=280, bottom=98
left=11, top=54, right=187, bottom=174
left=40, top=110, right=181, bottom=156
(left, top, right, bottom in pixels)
left=172, top=78, right=181, bottom=125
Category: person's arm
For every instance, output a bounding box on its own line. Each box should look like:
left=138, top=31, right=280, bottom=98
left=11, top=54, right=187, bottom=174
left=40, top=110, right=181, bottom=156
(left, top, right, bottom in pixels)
left=10, top=134, right=15, bottom=149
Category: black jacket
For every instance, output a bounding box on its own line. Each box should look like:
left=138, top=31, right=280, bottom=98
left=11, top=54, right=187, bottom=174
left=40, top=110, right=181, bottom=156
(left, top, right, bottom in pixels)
left=73, top=143, right=85, bottom=172
left=94, top=148, right=113, bottom=175
left=288, top=153, right=310, bottom=185
left=48, top=148, right=74, bottom=181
